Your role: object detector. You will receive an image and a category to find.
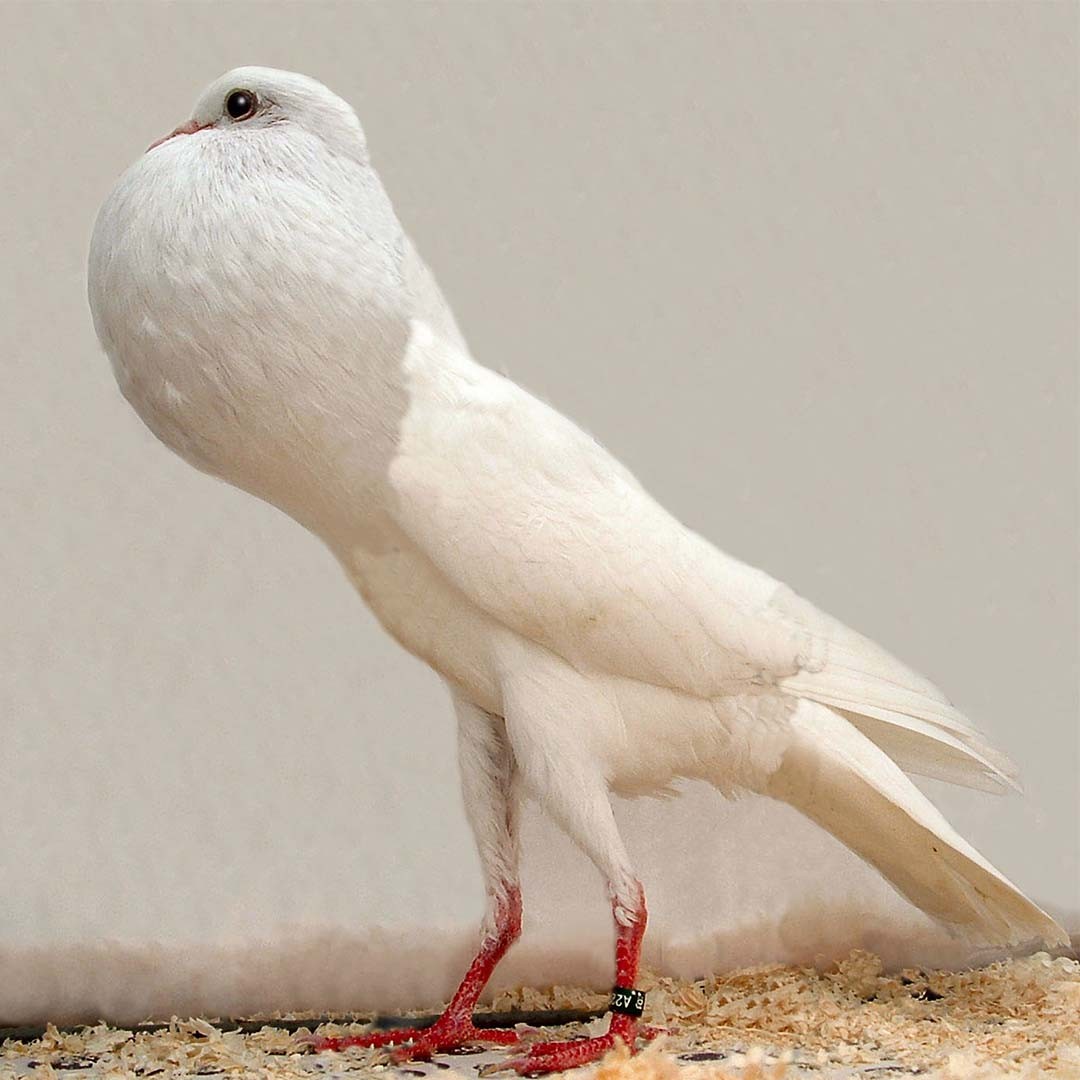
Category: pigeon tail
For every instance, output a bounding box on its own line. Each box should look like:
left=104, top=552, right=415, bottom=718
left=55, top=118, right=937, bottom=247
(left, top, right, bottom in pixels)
left=766, top=699, right=1068, bottom=950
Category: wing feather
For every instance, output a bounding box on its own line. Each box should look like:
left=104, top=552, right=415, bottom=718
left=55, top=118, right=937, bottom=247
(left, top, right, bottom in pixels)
left=773, top=589, right=1020, bottom=791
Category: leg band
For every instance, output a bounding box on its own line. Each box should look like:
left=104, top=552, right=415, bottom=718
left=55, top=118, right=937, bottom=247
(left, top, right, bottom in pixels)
left=609, top=986, right=646, bottom=1017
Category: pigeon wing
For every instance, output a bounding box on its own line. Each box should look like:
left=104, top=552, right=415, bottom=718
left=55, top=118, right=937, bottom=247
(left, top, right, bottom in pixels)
left=387, top=323, right=1019, bottom=796
left=387, top=322, right=811, bottom=697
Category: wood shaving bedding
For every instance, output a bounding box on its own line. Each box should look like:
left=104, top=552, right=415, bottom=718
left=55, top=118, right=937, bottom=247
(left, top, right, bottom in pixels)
left=2, top=951, right=1077, bottom=1080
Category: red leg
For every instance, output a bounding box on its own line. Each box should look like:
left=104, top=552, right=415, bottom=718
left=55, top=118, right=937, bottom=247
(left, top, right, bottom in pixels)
left=503, top=882, right=655, bottom=1074
left=313, top=885, right=523, bottom=1057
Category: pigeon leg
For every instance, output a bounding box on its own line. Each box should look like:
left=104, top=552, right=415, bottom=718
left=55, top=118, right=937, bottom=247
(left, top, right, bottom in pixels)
left=501, top=881, right=651, bottom=1074
left=314, top=884, right=523, bottom=1054
left=494, top=694, right=656, bottom=1075
left=316, top=695, right=524, bottom=1057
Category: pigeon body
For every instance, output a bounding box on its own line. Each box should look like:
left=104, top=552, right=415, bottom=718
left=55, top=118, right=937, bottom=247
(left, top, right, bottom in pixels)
left=88, top=67, right=1067, bottom=1069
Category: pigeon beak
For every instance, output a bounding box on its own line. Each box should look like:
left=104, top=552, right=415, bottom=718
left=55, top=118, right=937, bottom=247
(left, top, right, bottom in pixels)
left=147, top=119, right=211, bottom=152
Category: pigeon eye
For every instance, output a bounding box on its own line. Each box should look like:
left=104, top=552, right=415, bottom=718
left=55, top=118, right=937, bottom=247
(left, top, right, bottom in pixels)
left=225, top=89, right=257, bottom=120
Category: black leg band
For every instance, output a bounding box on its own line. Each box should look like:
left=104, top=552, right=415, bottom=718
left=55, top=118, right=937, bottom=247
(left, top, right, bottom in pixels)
left=609, top=986, right=646, bottom=1017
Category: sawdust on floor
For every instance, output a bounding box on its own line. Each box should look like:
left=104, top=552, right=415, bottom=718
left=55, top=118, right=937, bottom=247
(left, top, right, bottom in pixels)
left=2, top=951, right=1077, bottom=1079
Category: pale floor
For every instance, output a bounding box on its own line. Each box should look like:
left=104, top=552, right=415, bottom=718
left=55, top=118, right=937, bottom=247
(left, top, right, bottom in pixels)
left=2, top=950, right=1078, bottom=1079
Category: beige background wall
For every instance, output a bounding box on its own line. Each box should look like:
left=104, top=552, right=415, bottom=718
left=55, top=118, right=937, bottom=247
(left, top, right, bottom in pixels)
left=1, top=1, right=1076, bottom=1022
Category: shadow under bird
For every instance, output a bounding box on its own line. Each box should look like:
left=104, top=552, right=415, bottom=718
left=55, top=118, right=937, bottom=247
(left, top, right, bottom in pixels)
left=87, top=67, right=1068, bottom=1074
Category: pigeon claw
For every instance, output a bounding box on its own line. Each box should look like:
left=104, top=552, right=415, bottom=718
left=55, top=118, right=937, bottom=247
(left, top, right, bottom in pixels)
left=501, top=1017, right=655, bottom=1075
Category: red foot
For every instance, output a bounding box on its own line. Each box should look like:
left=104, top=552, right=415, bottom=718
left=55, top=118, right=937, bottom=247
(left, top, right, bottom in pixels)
left=312, top=1016, right=520, bottom=1057
left=314, top=886, right=525, bottom=1060
left=394, top=1021, right=521, bottom=1061
left=503, top=1015, right=657, bottom=1074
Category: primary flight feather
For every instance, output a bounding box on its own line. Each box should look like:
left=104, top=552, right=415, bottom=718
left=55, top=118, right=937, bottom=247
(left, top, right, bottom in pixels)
left=87, top=67, right=1067, bottom=1073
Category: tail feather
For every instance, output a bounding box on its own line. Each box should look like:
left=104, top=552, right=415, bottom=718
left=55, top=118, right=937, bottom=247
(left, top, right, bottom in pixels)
left=766, top=699, right=1067, bottom=949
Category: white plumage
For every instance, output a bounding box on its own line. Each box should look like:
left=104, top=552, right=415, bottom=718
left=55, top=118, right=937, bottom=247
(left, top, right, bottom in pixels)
left=88, top=67, right=1066, bottom=1071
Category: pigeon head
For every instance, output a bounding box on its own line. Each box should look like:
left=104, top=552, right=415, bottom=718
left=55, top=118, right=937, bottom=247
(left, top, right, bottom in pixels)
left=148, top=66, right=368, bottom=162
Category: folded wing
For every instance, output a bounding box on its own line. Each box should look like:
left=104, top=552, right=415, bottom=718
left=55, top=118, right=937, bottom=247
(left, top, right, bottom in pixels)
left=389, top=322, right=1019, bottom=796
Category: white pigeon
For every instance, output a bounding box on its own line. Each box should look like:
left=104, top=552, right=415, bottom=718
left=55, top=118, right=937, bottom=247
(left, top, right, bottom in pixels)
left=88, top=67, right=1068, bottom=1072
